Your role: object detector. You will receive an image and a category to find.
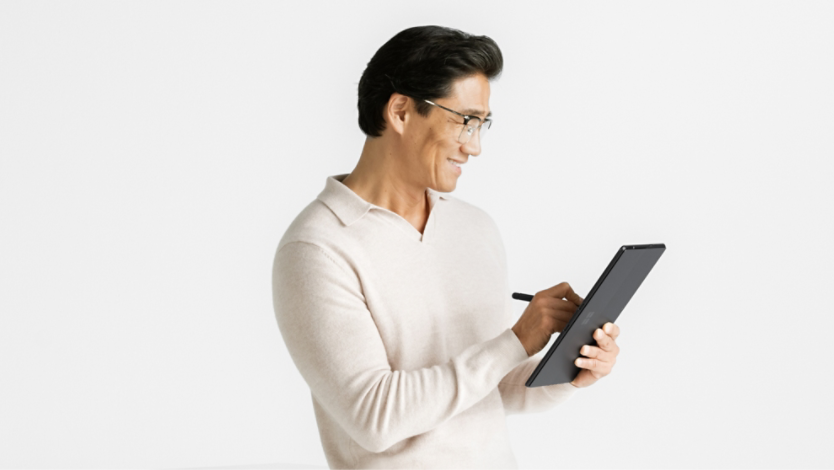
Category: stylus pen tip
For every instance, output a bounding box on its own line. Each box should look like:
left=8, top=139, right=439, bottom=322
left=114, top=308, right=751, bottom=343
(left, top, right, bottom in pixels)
left=512, top=292, right=533, bottom=302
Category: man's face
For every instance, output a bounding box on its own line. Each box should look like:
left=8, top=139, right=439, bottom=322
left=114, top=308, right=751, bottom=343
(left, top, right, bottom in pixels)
left=401, top=73, right=491, bottom=193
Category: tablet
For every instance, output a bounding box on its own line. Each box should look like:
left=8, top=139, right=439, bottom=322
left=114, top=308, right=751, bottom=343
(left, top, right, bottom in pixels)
left=525, top=243, right=666, bottom=387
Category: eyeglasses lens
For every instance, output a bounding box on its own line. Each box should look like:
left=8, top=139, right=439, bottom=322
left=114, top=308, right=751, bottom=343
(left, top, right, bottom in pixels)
left=458, top=119, right=491, bottom=144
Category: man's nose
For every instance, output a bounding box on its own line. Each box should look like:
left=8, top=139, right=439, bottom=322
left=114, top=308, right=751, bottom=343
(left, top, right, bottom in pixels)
left=462, top=130, right=481, bottom=156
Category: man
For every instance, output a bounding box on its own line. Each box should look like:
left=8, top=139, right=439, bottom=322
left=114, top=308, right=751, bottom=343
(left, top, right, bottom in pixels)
left=272, top=25, right=621, bottom=469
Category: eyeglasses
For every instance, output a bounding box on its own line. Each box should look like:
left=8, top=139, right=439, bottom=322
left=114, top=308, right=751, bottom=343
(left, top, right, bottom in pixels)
left=421, top=99, right=492, bottom=145
left=384, top=74, right=492, bottom=144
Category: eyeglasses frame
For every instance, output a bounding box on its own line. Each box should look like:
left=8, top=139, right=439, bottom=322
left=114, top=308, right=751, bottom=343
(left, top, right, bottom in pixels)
left=421, top=99, right=492, bottom=144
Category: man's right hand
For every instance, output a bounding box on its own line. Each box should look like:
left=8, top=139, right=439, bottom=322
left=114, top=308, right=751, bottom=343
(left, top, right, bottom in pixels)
left=511, top=282, right=584, bottom=357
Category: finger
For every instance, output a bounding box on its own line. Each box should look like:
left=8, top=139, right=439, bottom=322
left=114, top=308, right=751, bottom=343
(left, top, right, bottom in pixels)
left=579, top=344, right=612, bottom=361
left=537, top=298, right=578, bottom=323
left=540, top=296, right=577, bottom=312
left=553, top=298, right=579, bottom=314
left=603, top=322, right=620, bottom=340
left=565, top=286, right=583, bottom=307
left=547, top=308, right=575, bottom=330
left=574, top=356, right=612, bottom=376
left=580, top=345, right=617, bottom=368
left=593, top=328, right=618, bottom=353
left=543, top=282, right=584, bottom=307
left=552, top=319, right=569, bottom=334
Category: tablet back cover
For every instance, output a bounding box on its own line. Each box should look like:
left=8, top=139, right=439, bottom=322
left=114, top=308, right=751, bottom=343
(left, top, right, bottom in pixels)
left=526, top=244, right=665, bottom=387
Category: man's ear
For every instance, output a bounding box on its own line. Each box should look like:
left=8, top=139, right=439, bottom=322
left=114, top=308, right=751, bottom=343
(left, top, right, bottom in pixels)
left=384, top=92, right=411, bottom=136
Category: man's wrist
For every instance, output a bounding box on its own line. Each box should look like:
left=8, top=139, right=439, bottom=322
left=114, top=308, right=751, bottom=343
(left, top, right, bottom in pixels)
left=510, top=327, right=531, bottom=357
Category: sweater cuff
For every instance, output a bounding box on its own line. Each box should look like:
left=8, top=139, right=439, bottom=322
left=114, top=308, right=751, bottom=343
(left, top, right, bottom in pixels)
left=502, top=328, right=530, bottom=363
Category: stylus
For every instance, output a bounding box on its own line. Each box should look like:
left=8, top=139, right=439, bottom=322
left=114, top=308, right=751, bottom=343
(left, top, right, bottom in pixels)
left=511, top=292, right=533, bottom=302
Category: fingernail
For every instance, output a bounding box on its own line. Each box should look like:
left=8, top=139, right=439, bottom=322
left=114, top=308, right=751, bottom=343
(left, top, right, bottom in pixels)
left=604, top=324, right=612, bottom=333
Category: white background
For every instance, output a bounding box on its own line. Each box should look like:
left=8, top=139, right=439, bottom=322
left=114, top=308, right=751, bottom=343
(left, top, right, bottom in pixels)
left=1, top=1, right=832, bottom=469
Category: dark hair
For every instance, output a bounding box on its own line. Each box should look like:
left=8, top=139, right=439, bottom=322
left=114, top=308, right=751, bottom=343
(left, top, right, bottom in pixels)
left=357, top=25, right=503, bottom=137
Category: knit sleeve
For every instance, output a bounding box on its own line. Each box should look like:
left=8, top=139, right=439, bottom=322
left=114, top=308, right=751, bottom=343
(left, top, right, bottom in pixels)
left=482, top=213, right=580, bottom=415
left=498, top=353, right=579, bottom=415
left=496, top=284, right=579, bottom=414
left=271, top=240, right=530, bottom=454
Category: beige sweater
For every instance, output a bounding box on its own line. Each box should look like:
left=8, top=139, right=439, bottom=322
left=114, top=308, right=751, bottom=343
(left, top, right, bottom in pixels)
left=272, top=174, right=577, bottom=469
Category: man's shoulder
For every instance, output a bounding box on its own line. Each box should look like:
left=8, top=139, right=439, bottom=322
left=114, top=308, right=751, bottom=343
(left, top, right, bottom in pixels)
left=441, top=193, right=500, bottom=232
left=275, top=198, right=344, bottom=254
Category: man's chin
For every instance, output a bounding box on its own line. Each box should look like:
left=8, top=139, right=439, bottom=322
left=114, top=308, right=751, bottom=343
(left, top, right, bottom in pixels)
left=429, top=174, right=457, bottom=194
left=439, top=181, right=456, bottom=193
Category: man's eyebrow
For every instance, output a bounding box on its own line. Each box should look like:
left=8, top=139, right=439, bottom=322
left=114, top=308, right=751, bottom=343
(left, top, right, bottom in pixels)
left=461, top=108, right=492, bottom=119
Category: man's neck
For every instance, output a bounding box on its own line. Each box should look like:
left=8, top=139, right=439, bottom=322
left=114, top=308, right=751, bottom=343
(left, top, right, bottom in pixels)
left=341, top=139, right=430, bottom=233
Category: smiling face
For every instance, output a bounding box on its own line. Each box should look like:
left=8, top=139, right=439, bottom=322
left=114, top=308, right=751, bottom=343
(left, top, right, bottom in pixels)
left=393, top=73, right=492, bottom=193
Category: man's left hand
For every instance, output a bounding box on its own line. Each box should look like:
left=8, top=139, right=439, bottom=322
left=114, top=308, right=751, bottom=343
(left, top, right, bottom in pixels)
left=570, top=322, right=620, bottom=388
